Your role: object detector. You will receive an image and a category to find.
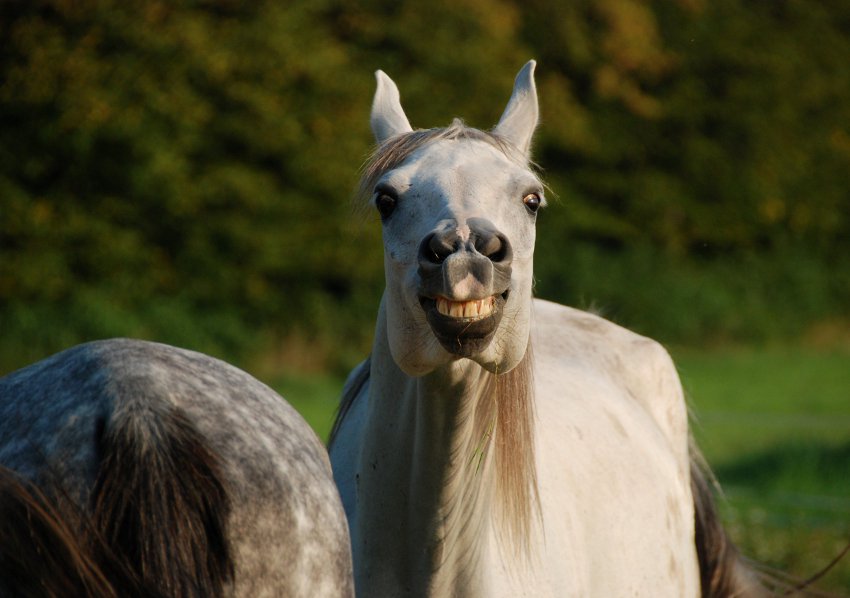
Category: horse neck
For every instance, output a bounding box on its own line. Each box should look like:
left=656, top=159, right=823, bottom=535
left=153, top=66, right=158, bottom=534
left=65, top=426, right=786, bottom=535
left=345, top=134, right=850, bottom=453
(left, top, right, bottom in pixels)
left=355, top=303, right=534, bottom=596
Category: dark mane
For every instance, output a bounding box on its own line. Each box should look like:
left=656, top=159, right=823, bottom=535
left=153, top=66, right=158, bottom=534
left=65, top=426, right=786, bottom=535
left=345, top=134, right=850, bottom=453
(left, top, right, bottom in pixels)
left=0, top=466, right=127, bottom=597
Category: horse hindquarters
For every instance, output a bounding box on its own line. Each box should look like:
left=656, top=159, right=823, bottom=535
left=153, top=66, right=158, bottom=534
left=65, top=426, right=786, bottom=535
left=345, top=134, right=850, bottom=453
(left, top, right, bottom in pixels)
left=0, top=339, right=354, bottom=598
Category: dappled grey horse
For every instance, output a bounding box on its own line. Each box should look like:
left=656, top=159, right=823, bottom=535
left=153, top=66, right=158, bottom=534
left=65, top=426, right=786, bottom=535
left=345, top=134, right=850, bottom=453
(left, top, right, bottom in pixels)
left=0, top=338, right=353, bottom=597
left=329, top=61, right=774, bottom=597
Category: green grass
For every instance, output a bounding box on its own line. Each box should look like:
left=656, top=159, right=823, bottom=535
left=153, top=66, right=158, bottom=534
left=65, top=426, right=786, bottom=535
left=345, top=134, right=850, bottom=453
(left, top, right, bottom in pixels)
left=268, top=345, right=850, bottom=593
left=675, top=347, right=850, bottom=463
left=266, top=371, right=345, bottom=442
left=673, top=346, right=850, bottom=593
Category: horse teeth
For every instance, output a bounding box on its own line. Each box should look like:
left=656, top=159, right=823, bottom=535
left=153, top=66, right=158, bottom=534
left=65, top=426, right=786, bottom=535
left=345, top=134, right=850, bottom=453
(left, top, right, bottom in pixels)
left=435, top=297, right=495, bottom=318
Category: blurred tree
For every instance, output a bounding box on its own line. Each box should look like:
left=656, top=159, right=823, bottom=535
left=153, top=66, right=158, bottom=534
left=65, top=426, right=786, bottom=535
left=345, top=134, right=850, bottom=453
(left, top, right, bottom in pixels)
left=519, top=0, right=850, bottom=340
left=1, top=0, right=848, bottom=369
left=522, top=0, right=850, bottom=253
left=0, top=0, right=380, bottom=365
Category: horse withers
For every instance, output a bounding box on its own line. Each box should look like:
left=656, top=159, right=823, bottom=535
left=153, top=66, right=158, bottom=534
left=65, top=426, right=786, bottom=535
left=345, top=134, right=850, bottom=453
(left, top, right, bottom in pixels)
left=0, top=338, right=354, bottom=597
left=329, top=62, right=770, bottom=597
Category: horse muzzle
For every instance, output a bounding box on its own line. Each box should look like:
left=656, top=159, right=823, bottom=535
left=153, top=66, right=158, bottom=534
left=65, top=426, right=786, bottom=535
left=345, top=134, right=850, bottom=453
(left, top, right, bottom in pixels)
left=416, top=218, right=514, bottom=357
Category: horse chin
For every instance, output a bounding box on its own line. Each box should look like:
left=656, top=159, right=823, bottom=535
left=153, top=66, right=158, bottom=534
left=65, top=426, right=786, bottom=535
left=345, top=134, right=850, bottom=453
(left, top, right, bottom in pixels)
left=420, top=294, right=506, bottom=359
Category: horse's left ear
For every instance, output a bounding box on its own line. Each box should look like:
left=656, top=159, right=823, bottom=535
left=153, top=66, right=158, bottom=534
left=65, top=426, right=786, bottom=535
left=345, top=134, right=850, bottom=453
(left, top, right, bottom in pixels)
left=493, top=60, right=539, bottom=157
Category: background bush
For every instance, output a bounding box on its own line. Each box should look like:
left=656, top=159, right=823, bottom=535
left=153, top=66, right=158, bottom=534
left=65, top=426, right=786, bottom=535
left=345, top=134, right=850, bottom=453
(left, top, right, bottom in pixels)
left=1, top=0, right=849, bottom=373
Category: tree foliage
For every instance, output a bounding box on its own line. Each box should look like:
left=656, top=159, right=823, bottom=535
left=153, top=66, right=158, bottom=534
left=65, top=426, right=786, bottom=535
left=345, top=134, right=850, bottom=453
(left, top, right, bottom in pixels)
left=1, top=0, right=848, bottom=370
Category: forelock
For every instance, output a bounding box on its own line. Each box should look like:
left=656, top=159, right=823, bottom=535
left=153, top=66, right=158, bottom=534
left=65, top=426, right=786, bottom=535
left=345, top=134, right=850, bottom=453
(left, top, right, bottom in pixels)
left=357, top=119, right=534, bottom=203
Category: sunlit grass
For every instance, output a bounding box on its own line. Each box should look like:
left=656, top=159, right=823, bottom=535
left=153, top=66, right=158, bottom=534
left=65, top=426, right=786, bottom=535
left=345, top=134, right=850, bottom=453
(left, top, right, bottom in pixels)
left=675, top=347, right=850, bottom=464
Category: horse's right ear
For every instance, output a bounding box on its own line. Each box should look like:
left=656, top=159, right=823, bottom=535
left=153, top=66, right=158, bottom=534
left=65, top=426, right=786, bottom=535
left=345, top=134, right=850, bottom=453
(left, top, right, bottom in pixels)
left=371, top=70, right=413, bottom=144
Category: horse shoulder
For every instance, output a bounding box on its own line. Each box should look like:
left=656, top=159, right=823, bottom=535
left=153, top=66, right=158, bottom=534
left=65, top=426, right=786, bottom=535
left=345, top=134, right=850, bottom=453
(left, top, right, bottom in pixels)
left=529, top=299, right=699, bottom=596
left=531, top=298, right=689, bottom=467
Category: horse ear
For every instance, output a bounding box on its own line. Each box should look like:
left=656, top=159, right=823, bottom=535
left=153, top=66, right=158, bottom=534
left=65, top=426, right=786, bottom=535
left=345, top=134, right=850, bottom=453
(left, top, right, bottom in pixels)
left=493, top=60, right=539, bottom=157
left=371, top=70, right=413, bottom=144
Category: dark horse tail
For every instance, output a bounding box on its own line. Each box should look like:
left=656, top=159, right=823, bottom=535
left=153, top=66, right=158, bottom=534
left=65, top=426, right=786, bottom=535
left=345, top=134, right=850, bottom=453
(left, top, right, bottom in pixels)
left=691, top=443, right=849, bottom=598
left=691, top=448, right=770, bottom=598
left=0, top=409, right=233, bottom=597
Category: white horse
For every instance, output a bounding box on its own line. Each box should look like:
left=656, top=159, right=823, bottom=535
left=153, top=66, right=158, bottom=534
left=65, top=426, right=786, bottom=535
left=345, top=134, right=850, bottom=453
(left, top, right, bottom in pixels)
left=0, top=339, right=353, bottom=597
left=329, top=62, right=769, bottom=597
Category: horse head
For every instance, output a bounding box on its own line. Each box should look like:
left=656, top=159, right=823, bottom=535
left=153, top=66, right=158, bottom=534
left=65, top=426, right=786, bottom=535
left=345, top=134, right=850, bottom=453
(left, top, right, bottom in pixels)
left=366, top=61, right=543, bottom=376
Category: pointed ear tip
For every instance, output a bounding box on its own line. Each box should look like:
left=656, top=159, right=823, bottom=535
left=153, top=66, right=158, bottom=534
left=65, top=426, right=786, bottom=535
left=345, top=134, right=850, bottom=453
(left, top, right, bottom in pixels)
left=374, top=70, right=401, bottom=97
left=512, top=60, right=537, bottom=90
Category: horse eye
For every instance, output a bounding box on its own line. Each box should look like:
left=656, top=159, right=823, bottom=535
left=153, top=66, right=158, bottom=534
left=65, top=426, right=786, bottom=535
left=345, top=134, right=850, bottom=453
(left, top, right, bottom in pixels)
left=375, top=192, right=397, bottom=220
left=522, top=192, right=542, bottom=213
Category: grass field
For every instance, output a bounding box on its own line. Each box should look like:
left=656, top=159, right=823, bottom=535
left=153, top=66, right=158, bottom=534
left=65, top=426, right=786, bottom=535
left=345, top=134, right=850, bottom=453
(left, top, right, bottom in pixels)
left=673, top=346, right=850, bottom=593
left=270, top=345, right=850, bottom=594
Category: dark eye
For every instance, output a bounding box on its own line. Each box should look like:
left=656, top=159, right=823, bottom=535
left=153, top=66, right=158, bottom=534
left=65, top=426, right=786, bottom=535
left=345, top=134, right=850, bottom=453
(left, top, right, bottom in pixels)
left=522, top=192, right=542, bottom=213
left=375, top=192, right=397, bottom=220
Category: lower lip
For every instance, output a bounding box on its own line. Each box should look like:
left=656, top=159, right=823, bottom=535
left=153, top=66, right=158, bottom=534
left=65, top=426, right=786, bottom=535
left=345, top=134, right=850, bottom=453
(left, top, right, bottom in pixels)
left=419, top=292, right=509, bottom=356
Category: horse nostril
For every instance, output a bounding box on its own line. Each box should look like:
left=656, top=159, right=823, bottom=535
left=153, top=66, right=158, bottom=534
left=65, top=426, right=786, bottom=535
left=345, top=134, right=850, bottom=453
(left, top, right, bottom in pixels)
left=420, top=233, right=454, bottom=265
left=420, top=226, right=512, bottom=266
left=476, top=232, right=511, bottom=263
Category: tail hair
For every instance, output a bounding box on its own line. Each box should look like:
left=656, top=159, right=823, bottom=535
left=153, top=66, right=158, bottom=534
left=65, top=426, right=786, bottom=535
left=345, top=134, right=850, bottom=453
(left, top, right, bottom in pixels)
left=0, top=408, right=233, bottom=597
left=691, top=447, right=769, bottom=598
left=0, top=465, right=128, bottom=597
left=691, top=442, right=847, bottom=598
left=90, top=408, right=234, bottom=596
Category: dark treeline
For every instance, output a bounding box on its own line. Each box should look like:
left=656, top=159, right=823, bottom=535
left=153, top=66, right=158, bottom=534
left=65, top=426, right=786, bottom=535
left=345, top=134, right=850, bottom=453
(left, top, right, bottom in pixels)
left=2, top=0, right=848, bottom=372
